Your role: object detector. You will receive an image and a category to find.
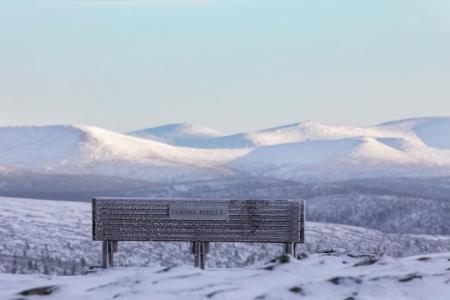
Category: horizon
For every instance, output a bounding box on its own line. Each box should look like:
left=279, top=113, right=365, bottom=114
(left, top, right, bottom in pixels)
left=1, top=114, right=450, bottom=134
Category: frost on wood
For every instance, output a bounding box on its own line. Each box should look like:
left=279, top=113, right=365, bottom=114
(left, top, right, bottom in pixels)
left=92, top=198, right=304, bottom=243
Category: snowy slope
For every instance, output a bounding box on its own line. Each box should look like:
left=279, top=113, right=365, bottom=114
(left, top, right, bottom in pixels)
left=132, top=117, right=450, bottom=150
left=1, top=196, right=450, bottom=276
left=130, top=123, right=226, bottom=146
left=213, top=120, right=407, bottom=149
left=220, top=117, right=450, bottom=180
left=230, top=137, right=450, bottom=181
left=378, top=116, right=450, bottom=149
left=0, top=125, right=249, bottom=181
left=130, top=119, right=417, bottom=149
left=127, top=117, right=450, bottom=181
left=2, top=251, right=450, bottom=300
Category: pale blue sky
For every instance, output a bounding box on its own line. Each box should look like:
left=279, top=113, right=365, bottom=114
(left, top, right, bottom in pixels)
left=1, top=0, right=450, bottom=133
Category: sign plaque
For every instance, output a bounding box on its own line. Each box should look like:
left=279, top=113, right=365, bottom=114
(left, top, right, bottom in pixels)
left=169, top=205, right=229, bottom=221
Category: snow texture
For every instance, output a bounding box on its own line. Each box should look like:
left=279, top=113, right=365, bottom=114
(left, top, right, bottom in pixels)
left=1, top=252, right=450, bottom=300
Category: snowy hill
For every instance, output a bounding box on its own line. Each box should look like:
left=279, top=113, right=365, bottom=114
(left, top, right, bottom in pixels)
left=130, top=123, right=226, bottom=147
left=1, top=196, right=450, bottom=299
left=131, top=118, right=447, bottom=149
left=209, top=120, right=407, bottom=149
left=131, top=120, right=403, bottom=149
left=1, top=196, right=450, bottom=276
left=378, top=116, right=450, bottom=149
left=230, top=137, right=450, bottom=181
left=0, top=125, right=249, bottom=181
left=1, top=117, right=450, bottom=183
left=132, top=117, right=450, bottom=150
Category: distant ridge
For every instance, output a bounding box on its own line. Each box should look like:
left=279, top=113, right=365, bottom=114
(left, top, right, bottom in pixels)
left=130, top=117, right=450, bottom=150
left=0, top=125, right=248, bottom=181
left=129, top=123, right=226, bottom=146
left=0, top=117, right=449, bottom=182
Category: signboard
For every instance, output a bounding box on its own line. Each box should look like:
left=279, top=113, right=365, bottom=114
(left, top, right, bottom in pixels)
left=92, top=198, right=304, bottom=243
left=169, top=205, right=229, bottom=221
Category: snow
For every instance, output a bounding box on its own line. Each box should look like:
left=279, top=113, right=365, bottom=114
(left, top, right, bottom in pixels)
left=1, top=196, right=450, bottom=299
left=0, top=125, right=250, bottom=181
left=378, top=116, right=450, bottom=149
left=1, top=251, right=449, bottom=300
left=0, top=125, right=84, bottom=171
left=412, top=118, right=450, bottom=150
left=232, top=139, right=361, bottom=166
left=1, top=117, right=450, bottom=182
left=131, top=120, right=415, bottom=149
left=243, top=120, right=401, bottom=147
left=130, top=123, right=226, bottom=146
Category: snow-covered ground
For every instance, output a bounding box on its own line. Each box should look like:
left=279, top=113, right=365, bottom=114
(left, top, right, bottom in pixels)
left=1, top=251, right=450, bottom=300
left=1, top=193, right=450, bottom=299
left=1, top=197, right=450, bottom=276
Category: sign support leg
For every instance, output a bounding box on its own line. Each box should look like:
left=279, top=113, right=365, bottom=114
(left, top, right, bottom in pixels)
left=191, top=242, right=199, bottom=268
left=283, top=242, right=296, bottom=258
left=102, top=241, right=109, bottom=268
left=199, top=242, right=209, bottom=270
left=102, top=240, right=114, bottom=268
left=108, top=240, right=114, bottom=268
left=191, top=241, right=209, bottom=269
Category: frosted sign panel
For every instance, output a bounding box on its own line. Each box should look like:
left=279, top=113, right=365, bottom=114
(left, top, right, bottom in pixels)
left=169, top=205, right=229, bottom=221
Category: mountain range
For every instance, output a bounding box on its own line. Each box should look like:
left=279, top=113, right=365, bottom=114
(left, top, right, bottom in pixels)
left=1, top=117, right=449, bottom=183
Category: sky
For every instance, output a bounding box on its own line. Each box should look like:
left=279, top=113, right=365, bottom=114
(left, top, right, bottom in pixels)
left=1, top=0, right=450, bottom=134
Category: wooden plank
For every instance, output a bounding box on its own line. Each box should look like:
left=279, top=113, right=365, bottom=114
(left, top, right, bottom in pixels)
left=94, top=236, right=296, bottom=243
left=92, top=198, right=305, bottom=243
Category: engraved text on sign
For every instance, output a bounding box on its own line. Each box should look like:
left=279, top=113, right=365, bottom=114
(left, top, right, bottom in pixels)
left=169, top=205, right=229, bottom=221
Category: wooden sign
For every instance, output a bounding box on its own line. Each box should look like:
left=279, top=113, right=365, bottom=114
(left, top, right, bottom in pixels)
left=92, top=197, right=305, bottom=269
left=92, top=198, right=304, bottom=243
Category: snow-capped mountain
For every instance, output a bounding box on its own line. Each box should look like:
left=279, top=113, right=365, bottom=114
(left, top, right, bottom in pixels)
left=1, top=117, right=450, bottom=183
left=131, top=120, right=403, bottom=149
left=0, top=125, right=249, bottom=181
left=132, top=117, right=450, bottom=150
left=378, top=116, right=450, bottom=150
left=229, top=136, right=450, bottom=181
left=225, top=117, right=450, bottom=181
left=129, top=123, right=226, bottom=146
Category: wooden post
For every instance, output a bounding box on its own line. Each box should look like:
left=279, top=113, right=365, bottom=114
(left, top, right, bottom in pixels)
left=191, top=242, right=200, bottom=268
left=102, top=241, right=109, bottom=268
left=108, top=240, right=114, bottom=268
left=283, top=242, right=296, bottom=258
left=199, top=242, right=209, bottom=270
left=102, top=240, right=114, bottom=268
left=191, top=241, right=209, bottom=269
